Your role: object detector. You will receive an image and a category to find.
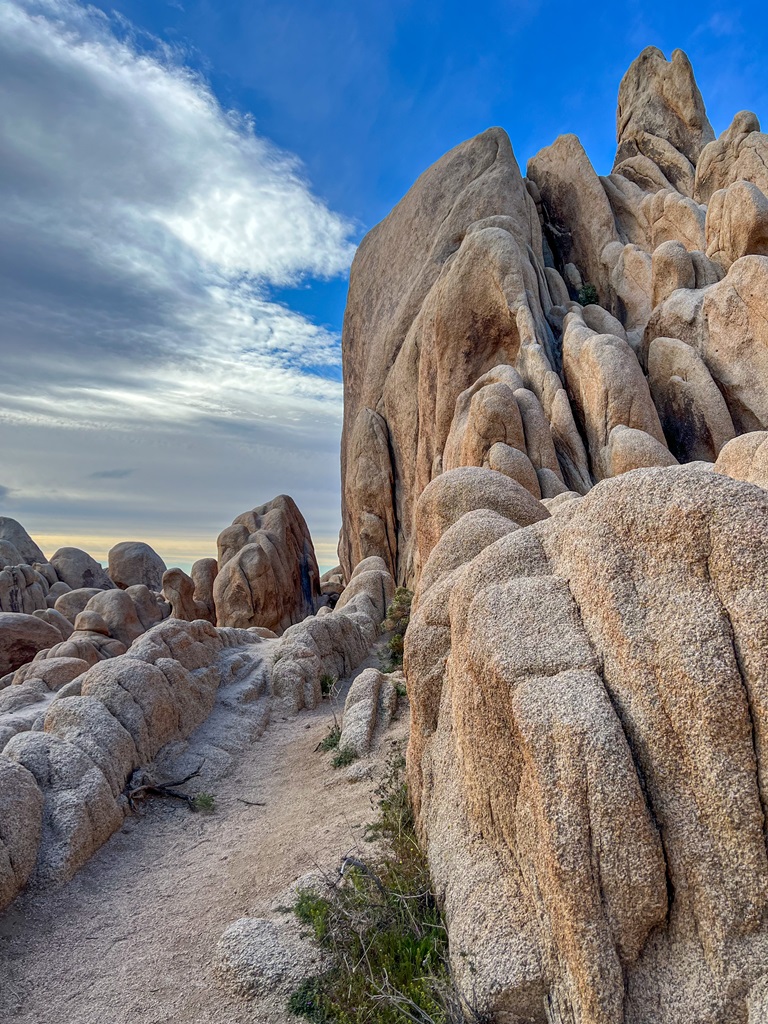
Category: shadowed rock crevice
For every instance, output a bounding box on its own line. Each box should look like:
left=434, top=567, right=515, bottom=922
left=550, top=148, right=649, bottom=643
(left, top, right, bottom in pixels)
left=704, top=534, right=768, bottom=836
left=552, top=549, right=675, bottom=919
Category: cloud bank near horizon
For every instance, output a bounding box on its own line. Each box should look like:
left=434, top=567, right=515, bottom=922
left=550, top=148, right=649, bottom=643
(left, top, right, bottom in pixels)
left=0, top=0, right=355, bottom=570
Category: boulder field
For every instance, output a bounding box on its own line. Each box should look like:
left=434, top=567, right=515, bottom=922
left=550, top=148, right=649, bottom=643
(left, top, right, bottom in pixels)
left=0, top=493, right=396, bottom=911
left=0, top=560, right=395, bottom=912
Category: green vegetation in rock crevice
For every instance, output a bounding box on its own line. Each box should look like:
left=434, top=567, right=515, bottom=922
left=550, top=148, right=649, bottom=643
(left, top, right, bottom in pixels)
left=380, top=588, right=413, bottom=672
left=287, top=747, right=481, bottom=1024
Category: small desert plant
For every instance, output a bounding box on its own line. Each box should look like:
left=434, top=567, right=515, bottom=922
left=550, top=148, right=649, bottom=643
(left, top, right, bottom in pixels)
left=318, top=723, right=341, bottom=752
left=192, top=792, right=215, bottom=814
left=331, top=746, right=358, bottom=769
left=380, top=587, right=413, bottom=670
left=319, top=673, right=337, bottom=698
left=294, top=888, right=333, bottom=943
left=288, top=745, right=484, bottom=1023
left=288, top=977, right=333, bottom=1023
left=577, top=282, right=599, bottom=306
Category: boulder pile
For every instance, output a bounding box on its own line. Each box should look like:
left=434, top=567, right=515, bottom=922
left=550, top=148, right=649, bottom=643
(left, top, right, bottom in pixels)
left=0, top=508, right=396, bottom=912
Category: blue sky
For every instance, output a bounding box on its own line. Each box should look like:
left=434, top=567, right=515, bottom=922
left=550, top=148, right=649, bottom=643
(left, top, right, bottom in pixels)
left=89, top=0, right=767, bottom=229
left=0, top=0, right=765, bottom=572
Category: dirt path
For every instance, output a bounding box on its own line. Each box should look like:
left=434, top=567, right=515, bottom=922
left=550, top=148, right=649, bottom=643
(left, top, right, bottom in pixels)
left=0, top=655, right=408, bottom=1024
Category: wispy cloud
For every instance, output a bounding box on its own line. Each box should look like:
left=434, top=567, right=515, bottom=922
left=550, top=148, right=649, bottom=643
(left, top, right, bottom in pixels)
left=88, top=469, right=136, bottom=480
left=692, top=12, right=741, bottom=40
left=0, top=0, right=355, bottom=565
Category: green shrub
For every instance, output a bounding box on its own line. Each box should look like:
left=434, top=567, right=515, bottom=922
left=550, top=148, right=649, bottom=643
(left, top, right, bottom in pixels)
left=288, top=977, right=334, bottom=1023
left=320, top=674, right=337, bottom=697
left=192, top=792, right=215, bottom=814
left=577, top=283, right=599, bottom=306
left=318, top=723, right=341, bottom=752
left=294, top=888, right=333, bottom=943
left=380, top=587, right=413, bottom=671
left=386, top=632, right=404, bottom=663
left=384, top=587, right=412, bottom=632
left=331, top=747, right=358, bottom=769
left=288, top=746, right=478, bottom=1023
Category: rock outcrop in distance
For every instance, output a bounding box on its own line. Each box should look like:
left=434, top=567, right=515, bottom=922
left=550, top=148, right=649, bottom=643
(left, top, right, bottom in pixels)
left=214, top=495, right=321, bottom=633
left=338, top=46, right=768, bottom=1024
left=0, top=495, right=329, bottom=682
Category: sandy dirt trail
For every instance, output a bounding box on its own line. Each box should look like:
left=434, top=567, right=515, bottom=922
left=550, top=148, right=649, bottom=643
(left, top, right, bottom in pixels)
left=0, top=658, right=406, bottom=1024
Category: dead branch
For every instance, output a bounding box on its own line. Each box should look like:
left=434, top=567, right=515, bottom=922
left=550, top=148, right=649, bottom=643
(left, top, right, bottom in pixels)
left=126, top=760, right=205, bottom=812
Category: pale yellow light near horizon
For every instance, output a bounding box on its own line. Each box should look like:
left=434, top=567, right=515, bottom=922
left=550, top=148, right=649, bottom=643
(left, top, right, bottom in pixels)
left=31, top=532, right=341, bottom=576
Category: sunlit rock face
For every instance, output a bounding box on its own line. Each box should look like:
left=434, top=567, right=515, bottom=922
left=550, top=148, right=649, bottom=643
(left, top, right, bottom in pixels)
left=339, top=45, right=768, bottom=590
left=339, top=46, right=768, bottom=1023
left=406, top=466, right=768, bottom=1024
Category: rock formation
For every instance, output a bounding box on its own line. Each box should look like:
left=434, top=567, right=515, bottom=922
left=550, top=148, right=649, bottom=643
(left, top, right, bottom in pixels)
left=191, top=557, right=218, bottom=623
left=715, top=430, right=768, bottom=488
left=406, top=465, right=768, bottom=1023
left=0, top=614, right=63, bottom=678
left=0, top=563, right=51, bottom=615
left=0, top=618, right=264, bottom=899
left=214, top=494, right=321, bottom=633
left=0, top=518, right=46, bottom=565
left=336, top=45, right=768, bottom=1024
left=340, top=46, right=768, bottom=589
left=271, top=555, right=394, bottom=713
left=162, top=565, right=216, bottom=624
left=0, top=519, right=394, bottom=912
left=338, top=667, right=398, bottom=758
left=49, top=547, right=115, bottom=591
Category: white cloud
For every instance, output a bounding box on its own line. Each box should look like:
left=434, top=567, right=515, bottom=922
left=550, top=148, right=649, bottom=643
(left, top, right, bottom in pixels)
left=2, top=0, right=354, bottom=281
left=0, top=0, right=356, bottom=568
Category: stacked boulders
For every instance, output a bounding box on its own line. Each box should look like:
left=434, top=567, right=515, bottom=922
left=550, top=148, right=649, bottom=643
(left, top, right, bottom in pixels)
left=339, top=46, right=768, bottom=589
left=0, top=524, right=178, bottom=684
